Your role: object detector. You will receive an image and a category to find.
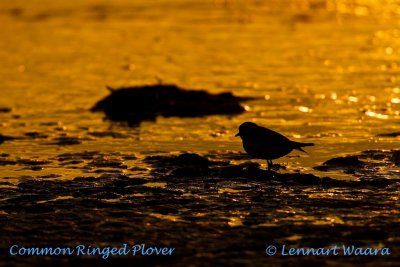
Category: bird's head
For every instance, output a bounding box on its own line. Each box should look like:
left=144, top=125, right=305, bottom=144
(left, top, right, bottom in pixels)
left=235, top=122, right=258, bottom=137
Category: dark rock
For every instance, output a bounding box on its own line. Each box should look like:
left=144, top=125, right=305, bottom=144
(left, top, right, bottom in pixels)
left=360, top=149, right=387, bottom=160
left=23, top=204, right=55, bottom=213
left=30, top=166, right=44, bottom=171
left=143, top=155, right=168, bottom=164
left=51, top=136, right=82, bottom=145
left=17, top=159, right=51, bottom=166
left=158, top=207, right=179, bottom=215
left=39, top=174, right=62, bottom=179
left=87, top=158, right=126, bottom=168
left=344, top=169, right=356, bottom=174
left=170, top=153, right=210, bottom=168
left=88, top=131, right=129, bottom=138
left=0, top=107, right=12, bottom=113
left=313, top=165, right=329, bottom=171
left=73, top=176, right=97, bottom=182
left=280, top=173, right=321, bottom=185
left=59, top=160, right=83, bottom=165
left=391, top=150, right=400, bottom=165
left=57, top=151, right=100, bottom=161
left=93, top=169, right=124, bottom=173
left=321, top=177, right=348, bottom=186
left=377, top=132, right=400, bottom=137
left=127, top=178, right=148, bottom=186
left=145, top=153, right=210, bottom=169
left=91, top=84, right=253, bottom=125
left=122, top=155, right=137, bottom=160
left=24, top=132, right=48, bottom=139
left=171, top=167, right=209, bottom=177
left=94, top=192, right=122, bottom=199
left=0, top=159, right=17, bottom=166
left=219, top=165, right=246, bottom=178
left=359, top=178, right=396, bottom=188
left=0, top=134, right=16, bottom=144
left=321, top=156, right=364, bottom=167
left=344, top=229, right=388, bottom=240
left=40, top=122, right=60, bottom=126
left=130, top=166, right=147, bottom=171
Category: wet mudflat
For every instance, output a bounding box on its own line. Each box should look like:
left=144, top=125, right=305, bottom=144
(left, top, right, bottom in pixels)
left=1, top=0, right=400, bottom=266
left=0, top=150, right=399, bottom=266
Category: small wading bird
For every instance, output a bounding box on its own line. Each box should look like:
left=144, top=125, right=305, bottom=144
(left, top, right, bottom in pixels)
left=235, top=122, right=314, bottom=170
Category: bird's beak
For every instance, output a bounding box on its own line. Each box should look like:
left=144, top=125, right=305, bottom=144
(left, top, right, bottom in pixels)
left=235, top=132, right=240, bottom=137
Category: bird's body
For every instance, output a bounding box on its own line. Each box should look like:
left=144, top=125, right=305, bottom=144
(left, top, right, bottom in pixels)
left=235, top=122, right=314, bottom=170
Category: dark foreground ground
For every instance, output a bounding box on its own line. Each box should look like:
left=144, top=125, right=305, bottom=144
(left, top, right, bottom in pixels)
left=0, top=151, right=399, bottom=266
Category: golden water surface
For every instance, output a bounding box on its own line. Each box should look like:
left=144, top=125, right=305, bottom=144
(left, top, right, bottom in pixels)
left=1, top=0, right=400, bottom=180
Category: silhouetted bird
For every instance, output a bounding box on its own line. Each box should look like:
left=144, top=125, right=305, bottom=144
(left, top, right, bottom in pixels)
left=235, top=122, right=314, bottom=170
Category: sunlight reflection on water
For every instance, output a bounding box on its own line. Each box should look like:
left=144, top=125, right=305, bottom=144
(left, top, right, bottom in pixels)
left=0, top=0, right=399, bottom=180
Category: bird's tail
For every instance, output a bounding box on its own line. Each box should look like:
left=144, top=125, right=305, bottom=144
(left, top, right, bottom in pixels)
left=291, top=141, right=314, bottom=154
